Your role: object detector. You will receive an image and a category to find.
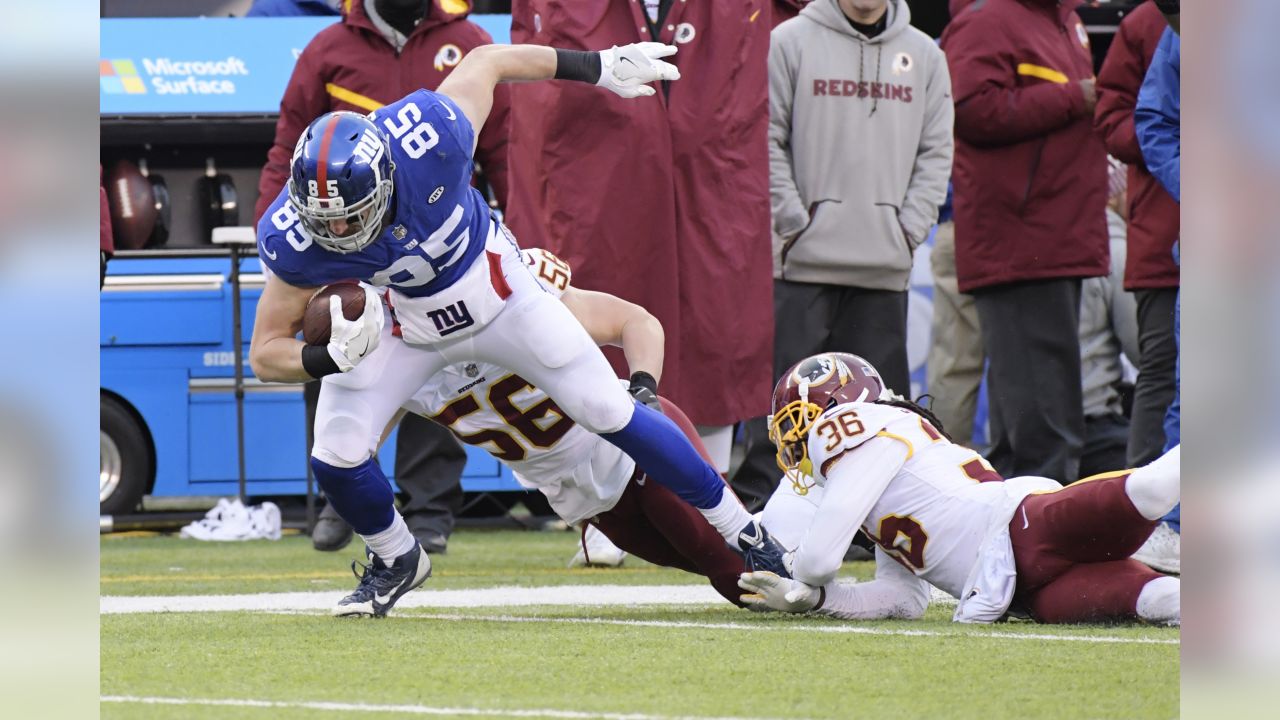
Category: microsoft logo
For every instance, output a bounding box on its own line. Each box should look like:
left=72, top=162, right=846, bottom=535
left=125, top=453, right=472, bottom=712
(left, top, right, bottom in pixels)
left=100, top=59, right=146, bottom=95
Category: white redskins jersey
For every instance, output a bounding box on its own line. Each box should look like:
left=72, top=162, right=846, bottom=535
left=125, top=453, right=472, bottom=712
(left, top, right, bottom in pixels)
left=401, top=249, right=633, bottom=524
left=797, top=402, right=1058, bottom=619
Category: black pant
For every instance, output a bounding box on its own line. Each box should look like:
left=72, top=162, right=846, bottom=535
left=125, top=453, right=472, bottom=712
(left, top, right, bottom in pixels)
left=1080, top=413, right=1131, bottom=481
left=305, top=381, right=464, bottom=539
left=731, top=280, right=910, bottom=509
left=972, top=278, right=1084, bottom=484
left=1127, top=288, right=1178, bottom=467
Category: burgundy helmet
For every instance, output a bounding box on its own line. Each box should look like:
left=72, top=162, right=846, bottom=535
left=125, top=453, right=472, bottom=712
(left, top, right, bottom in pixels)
left=768, top=352, right=888, bottom=493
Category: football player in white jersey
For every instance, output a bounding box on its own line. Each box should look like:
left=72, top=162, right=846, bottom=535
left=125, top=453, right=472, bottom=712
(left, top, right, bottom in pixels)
left=250, top=43, right=784, bottom=615
left=327, top=249, right=748, bottom=615
left=738, top=353, right=1181, bottom=625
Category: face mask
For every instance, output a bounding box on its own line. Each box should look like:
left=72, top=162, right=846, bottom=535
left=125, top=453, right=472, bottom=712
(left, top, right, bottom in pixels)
left=373, top=0, right=430, bottom=36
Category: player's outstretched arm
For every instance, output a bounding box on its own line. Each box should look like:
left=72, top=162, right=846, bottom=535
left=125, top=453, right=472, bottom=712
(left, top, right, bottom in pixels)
left=561, top=287, right=664, bottom=384
left=438, top=42, right=680, bottom=148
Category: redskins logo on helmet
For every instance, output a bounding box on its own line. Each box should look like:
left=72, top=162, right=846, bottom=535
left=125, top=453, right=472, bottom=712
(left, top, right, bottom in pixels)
left=768, top=352, right=888, bottom=495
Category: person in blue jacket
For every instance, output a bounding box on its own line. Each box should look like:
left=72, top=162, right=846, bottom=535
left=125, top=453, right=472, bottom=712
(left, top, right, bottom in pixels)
left=1132, top=26, right=1180, bottom=573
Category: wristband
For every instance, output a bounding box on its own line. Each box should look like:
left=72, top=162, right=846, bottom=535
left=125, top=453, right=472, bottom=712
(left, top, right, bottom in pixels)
left=554, top=48, right=602, bottom=84
left=301, top=344, right=342, bottom=379
left=629, top=370, right=659, bottom=397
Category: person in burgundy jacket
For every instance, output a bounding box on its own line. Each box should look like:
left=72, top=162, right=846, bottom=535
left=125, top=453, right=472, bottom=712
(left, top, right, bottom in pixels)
left=940, top=0, right=1108, bottom=485
left=1094, top=0, right=1179, bottom=469
left=503, top=0, right=774, bottom=477
left=254, top=0, right=511, bottom=555
left=100, top=166, right=113, bottom=290
left=772, top=0, right=812, bottom=28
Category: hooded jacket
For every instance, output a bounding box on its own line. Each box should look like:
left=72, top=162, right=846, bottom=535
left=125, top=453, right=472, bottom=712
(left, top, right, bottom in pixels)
left=1094, top=0, right=1179, bottom=290
left=941, top=0, right=1108, bottom=292
left=253, top=0, right=509, bottom=223
left=769, top=0, right=953, bottom=290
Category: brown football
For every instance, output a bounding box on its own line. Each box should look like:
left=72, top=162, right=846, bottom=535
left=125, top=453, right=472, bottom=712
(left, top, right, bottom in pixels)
left=106, top=159, right=157, bottom=251
left=302, top=282, right=366, bottom=346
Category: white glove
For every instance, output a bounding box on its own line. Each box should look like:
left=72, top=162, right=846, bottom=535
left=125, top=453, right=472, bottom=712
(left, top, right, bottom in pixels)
left=738, top=571, right=822, bottom=614
left=326, top=285, right=384, bottom=372
left=597, top=42, right=681, bottom=98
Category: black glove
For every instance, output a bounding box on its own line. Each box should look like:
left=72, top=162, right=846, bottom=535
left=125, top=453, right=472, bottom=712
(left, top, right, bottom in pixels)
left=628, top=371, right=662, bottom=413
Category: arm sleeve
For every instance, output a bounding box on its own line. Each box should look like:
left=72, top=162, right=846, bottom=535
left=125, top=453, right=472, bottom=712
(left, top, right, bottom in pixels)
left=898, top=47, right=955, bottom=248
left=1135, top=32, right=1180, bottom=202
left=816, top=549, right=931, bottom=621
left=255, top=43, right=330, bottom=224
left=767, top=33, right=810, bottom=239
left=791, top=436, right=909, bottom=587
left=943, top=16, right=1086, bottom=147
left=1093, top=20, right=1147, bottom=166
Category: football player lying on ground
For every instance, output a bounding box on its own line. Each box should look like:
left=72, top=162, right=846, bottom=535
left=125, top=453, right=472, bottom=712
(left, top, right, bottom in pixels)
left=249, top=41, right=787, bottom=615
left=328, top=249, right=748, bottom=616
left=738, top=353, right=1180, bottom=625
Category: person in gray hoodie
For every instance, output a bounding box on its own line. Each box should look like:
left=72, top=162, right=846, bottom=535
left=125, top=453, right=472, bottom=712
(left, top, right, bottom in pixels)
left=731, top=0, right=952, bottom=509
left=768, top=0, right=953, bottom=396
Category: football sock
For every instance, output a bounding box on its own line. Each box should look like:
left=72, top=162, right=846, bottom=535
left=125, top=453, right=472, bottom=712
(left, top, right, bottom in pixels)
left=1125, top=445, right=1180, bottom=521
left=362, top=513, right=417, bottom=564
left=601, top=402, right=729, bottom=510
left=701, top=489, right=756, bottom=545
left=309, top=455, right=396, bottom=535
left=1136, top=575, right=1180, bottom=625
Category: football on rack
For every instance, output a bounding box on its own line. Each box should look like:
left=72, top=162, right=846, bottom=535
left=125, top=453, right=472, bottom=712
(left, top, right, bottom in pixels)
left=302, top=282, right=367, bottom=346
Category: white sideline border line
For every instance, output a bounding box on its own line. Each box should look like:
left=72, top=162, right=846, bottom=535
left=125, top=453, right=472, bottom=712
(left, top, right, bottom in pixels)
left=101, top=584, right=1177, bottom=646
left=264, top=610, right=1179, bottom=646
left=99, top=695, right=800, bottom=720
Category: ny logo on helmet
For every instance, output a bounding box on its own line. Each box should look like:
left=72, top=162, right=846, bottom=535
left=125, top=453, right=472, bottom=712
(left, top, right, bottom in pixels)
left=353, top=129, right=385, bottom=167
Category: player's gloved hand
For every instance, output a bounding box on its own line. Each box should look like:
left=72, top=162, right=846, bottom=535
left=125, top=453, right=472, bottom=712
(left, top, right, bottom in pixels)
left=738, top=571, right=823, bottom=614
left=628, top=371, right=662, bottom=413
left=597, top=42, right=681, bottom=98
left=327, top=285, right=384, bottom=372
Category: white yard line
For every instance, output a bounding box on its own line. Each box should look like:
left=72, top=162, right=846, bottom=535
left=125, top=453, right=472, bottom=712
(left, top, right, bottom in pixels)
left=100, top=584, right=720, bottom=614
left=99, top=695, right=799, bottom=720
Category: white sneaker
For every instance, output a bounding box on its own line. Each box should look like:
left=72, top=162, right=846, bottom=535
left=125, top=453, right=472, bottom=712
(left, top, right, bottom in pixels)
left=569, top=524, right=626, bottom=568
left=1132, top=522, right=1180, bottom=574
left=179, top=498, right=234, bottom=540
left=180, top=499, right=280, bottom=541
left=248, top=501, right=282, bottom=541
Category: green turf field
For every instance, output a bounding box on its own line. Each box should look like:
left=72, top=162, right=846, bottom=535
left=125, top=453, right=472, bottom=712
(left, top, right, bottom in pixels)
left=101, top=529, right=1179, bottom=719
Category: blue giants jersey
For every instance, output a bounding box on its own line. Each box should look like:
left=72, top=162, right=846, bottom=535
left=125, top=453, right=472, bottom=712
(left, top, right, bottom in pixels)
left=256, top=90, right=492, bottom=297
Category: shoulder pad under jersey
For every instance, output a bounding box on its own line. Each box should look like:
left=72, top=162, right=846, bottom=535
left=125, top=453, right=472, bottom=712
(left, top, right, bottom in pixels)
left=521, top=247, right=573, bottom=298
left=806, top=402, right=914, bottom=481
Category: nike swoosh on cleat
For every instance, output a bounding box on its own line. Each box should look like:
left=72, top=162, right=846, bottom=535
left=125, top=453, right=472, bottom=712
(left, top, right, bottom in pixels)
left=374, top=578, right=406, bottom=606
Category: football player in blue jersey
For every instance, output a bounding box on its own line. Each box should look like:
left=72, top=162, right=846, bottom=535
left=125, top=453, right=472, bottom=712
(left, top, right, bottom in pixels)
left=249, top=42, right=788, bottom=616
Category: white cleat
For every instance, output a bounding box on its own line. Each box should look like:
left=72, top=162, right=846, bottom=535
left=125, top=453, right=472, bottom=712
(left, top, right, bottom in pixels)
left=569, top=524, right=626, bottom=568
left=1132, top=522, right=1180, bottom=574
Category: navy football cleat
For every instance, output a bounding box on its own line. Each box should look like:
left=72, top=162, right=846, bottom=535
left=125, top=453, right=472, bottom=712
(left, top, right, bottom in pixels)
left=735, top=519, right=791, bottom=579
left=333, top=543, right=432, bottom=618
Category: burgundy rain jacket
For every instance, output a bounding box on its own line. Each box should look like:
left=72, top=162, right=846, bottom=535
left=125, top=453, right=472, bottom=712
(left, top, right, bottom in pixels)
left=253, top=0, right=509, bottom=223
left=941, top=0, right=1108, bottom=292
left=1094, top=0, right=1179, bottom=290
left=503, top=0, right=774, bottom=425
